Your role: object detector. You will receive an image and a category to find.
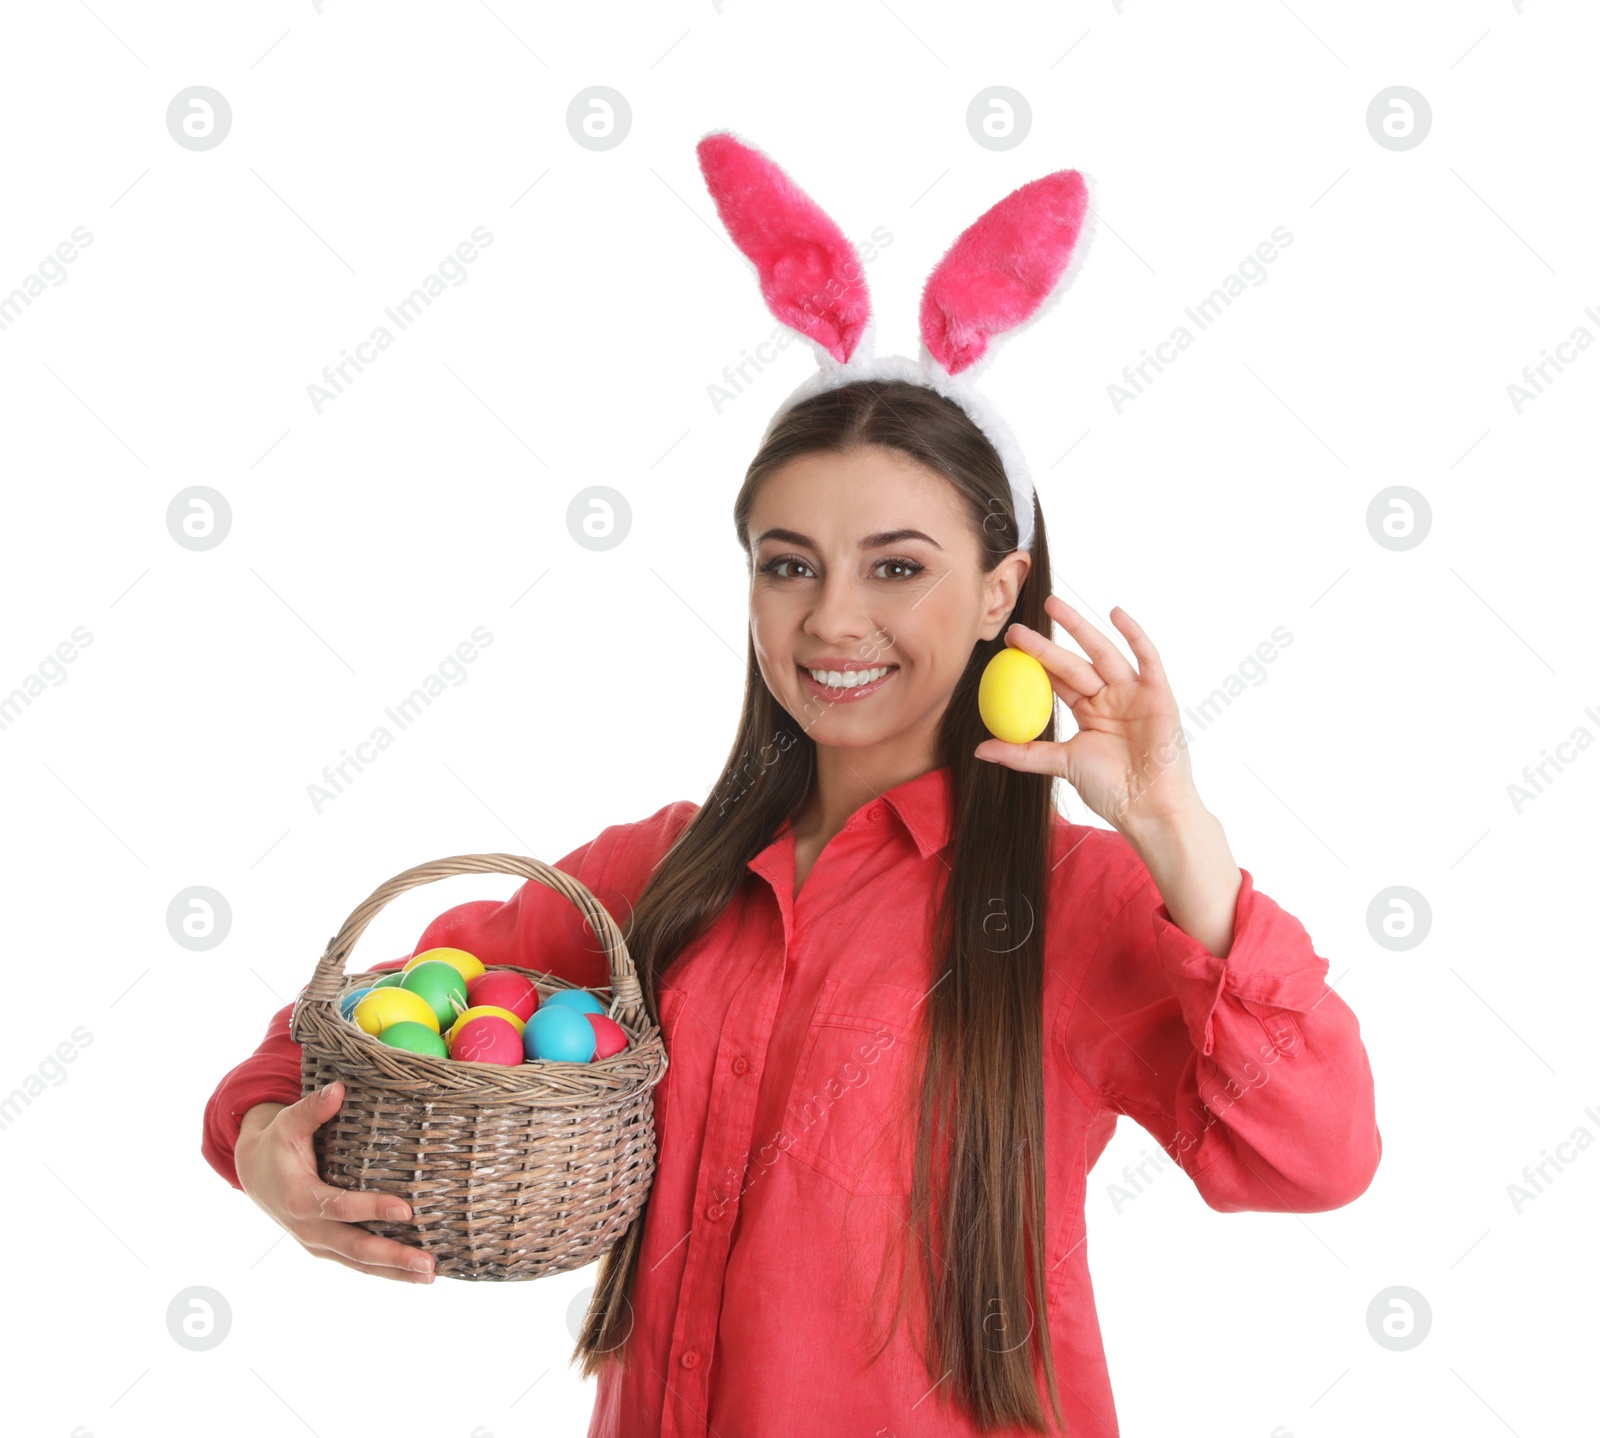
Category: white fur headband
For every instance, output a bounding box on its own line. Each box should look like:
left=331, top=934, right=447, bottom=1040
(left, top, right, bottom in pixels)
left=696, top=130, right=1097, bottom=554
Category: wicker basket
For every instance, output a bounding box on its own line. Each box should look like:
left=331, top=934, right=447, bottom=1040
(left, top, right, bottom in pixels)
left=288, top=853, right=666, bottom=1282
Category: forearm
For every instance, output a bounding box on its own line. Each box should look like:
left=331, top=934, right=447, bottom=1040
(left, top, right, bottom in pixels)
left=1121, top=804, right=1242, bottom=958
left=241, top=1102, right=288, bottom=1143
left=233, top=1101, right=288, bottom=1183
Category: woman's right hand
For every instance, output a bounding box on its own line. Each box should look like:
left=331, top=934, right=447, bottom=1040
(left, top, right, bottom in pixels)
left=235, top=1081, right=436, bottom=1284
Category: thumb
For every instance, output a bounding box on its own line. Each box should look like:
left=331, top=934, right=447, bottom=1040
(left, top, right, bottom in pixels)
left=284, top=1079, right=345, bottom=1134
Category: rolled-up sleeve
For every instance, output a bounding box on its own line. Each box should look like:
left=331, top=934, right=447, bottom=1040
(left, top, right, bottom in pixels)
left=1061, top=864, right=1381, bottom=1214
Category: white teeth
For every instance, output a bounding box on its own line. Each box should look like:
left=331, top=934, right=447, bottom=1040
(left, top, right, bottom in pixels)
left=805, top=665, right=892, bottom=689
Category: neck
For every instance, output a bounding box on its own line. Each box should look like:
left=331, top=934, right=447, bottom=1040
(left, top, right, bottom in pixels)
left=793, top=743, right=939, bottom=845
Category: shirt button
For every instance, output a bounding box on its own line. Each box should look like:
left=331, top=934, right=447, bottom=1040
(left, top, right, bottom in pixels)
left=681, top=1349, right=700, bottom=1369
left=705, top=1202, right=722, bottom=1222
left=868, top=804, right=884, bottom=821
left=731, top=1056, right=749, bottom=1075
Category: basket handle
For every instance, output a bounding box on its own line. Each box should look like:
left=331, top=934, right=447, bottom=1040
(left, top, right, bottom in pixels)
left=294, top=853, right=644, bottom=1034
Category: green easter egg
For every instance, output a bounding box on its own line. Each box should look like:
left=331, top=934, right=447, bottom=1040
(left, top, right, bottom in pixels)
left=378, top=1020, right=449, bottom=1058
left=401, top=960, right=469, bottom=1028
left=372, top=972, right=405, bottom=989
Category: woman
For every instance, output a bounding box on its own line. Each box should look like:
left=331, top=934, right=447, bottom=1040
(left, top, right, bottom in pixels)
left=203, top=377, right=1381, bottom=1436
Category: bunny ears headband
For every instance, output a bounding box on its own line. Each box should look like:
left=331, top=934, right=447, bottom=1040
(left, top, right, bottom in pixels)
left=695, top=130, right=1096, bottom=554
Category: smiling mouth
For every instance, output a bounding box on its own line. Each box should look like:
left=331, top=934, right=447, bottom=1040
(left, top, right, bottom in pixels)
left=797, top=663, right=900, bottom=698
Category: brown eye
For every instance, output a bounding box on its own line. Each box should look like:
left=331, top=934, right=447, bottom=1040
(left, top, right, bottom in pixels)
left=759, top=555, right=813, bottom=579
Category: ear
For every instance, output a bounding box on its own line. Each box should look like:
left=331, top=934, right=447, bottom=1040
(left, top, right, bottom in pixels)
left=919, top=170, right=1091, bottom=377
left=978, top=550, right=1033, bottom=640
left=696, top=130, right=872, bottom=365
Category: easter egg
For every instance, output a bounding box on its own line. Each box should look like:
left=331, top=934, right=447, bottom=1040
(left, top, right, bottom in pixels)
left=400, top=960, right=469, bottom=1028
left=587, top=1013, right=628, bottom=1060
left=444, top=1004, right=527, bottom=1042
left=339, top=987, right=372, bottom=1020
left=352, top=987, right=440, bottom=1036
left=403, top=946, right=486, bottom=984
left=467, top=970, right=540, bottom=1021
left=449, top=1014, right=524, bottom=1066
left=978, top=647, right=1054, bottom=744
left=524, top=1005, right=598, bottom=1063
left=371, top=972, right=405, bottom=989
left=378, top=1020, right=449, bottom=1058
left=543, top=987, right=606, bottom=1017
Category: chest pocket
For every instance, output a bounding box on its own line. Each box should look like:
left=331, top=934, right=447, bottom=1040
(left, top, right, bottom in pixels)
left=783, top=978, right=926, bottom=1197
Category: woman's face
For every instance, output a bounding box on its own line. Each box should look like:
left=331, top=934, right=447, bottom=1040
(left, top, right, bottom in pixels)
left=747, top=444, right=1031, bottom=763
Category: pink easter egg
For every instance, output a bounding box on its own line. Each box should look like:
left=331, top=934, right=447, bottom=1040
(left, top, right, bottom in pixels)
left=467, top=970, right=540, bottom=1021
left=449, top=1014, right=524, bottom=1066
left=587, top=1013, right=628, bottom=1060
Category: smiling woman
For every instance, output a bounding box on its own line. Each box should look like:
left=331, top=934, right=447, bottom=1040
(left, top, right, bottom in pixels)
left=737, top=391, right=1034, bottom=862
left=204, top=130, right=1380, bottom=1438
left=750, top=443, right=1025, bottom=730
left=555, top=375, right=1381, bottom=1438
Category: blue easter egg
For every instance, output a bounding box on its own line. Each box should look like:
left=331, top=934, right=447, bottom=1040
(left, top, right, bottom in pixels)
left=543, top=988, right=606, bottom=1016
left=339, top=987, right=373, bottom=1020
left=524, top=1004, right=598, bottom=1062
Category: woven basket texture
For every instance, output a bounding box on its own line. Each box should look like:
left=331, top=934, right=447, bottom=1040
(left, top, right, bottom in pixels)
left=289, top=853, right=666, bottom=1282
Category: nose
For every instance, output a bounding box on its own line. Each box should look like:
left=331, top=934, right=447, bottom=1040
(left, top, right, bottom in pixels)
left=802, top=566, right=876, bottom=649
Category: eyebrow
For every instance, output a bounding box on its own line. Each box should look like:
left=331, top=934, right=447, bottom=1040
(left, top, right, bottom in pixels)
left=754, top=527, right=944, bottom=551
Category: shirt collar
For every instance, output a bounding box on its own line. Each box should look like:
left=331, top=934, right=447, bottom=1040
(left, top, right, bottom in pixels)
left=879, top=764, right=955, bottom=859
left=758, top=764, right=955, bottom=866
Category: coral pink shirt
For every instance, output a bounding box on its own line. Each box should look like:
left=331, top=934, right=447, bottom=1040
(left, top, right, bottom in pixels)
left=202, top=765, right=1381, bottom=1436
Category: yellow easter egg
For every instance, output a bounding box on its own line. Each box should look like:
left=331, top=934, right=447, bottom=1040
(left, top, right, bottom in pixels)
left=978, top=647, right=1054, bottom=744
left=403, top=946, right=486, bottom=984
left=351, top=986, right=441, bottom=1036
left=444, top=1004, right=528, bottom=1041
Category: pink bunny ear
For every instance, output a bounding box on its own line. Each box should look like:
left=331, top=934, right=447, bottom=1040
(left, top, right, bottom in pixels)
left=919, top=170, right=1090, bottom=376
left=696, top=131, right=871, bottom=364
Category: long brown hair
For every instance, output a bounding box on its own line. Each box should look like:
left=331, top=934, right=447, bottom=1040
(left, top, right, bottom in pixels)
left=572, top=379, right=1064, bottom=1431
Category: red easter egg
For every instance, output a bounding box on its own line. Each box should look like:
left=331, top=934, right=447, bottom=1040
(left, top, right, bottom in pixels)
left=587, top=1013, right=628, bottom=1059
left=449, top=1014, right=524, bottom=1066
left=467, top=970, right=540, bottom=1021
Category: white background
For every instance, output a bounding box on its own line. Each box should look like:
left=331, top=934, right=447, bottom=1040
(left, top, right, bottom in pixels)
left=1, top=1, right=1593, bottom=1435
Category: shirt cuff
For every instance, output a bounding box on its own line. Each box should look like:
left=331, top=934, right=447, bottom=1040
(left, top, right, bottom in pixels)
left=1148, top=867, right=1331, bottom=1058
left=201, top=1061, right=305, bottom=1191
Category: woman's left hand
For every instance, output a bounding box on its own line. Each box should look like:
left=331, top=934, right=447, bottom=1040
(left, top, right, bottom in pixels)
left=975, top=596, right=1202, bottom=836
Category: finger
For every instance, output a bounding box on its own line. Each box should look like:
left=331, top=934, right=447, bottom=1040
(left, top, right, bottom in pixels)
left=304, top=1241, right=436, bottom=1284
left=1107, top=605, right=1169, bottom=685
left=318, top=1251, right=434, bottom=1284
left=278, top=1079, right=346, bottom=1138
left=276, top=1086, right=418, bottom=1227
left=1045, top=672, right=1088, bottom=709
left=1004, top=622, right=1106, bottom=698
left=974, top=737, right=1071, bottom=778
left=344, top=1259, right=433, bottom=1284
left=299, top=1218, right=435, bottom=1277
left=1044, top=596, right=1137, bottom=685
left=296, top=1177, right=414, bottom=1226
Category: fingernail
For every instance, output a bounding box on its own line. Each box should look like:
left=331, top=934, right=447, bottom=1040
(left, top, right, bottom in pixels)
left=387, top=1203, right=411, bottom=1221
left=410, top=1256, right=432, bottom=1274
